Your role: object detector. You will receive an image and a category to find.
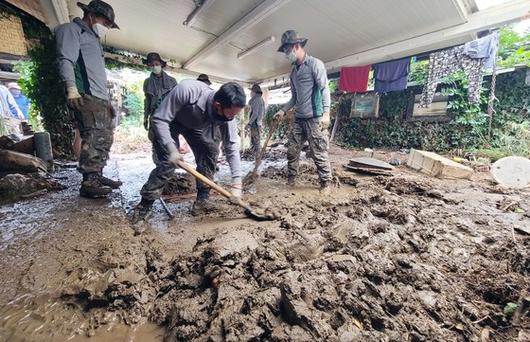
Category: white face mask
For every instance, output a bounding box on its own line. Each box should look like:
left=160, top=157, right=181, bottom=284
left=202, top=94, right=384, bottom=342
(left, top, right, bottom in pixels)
left=92, top=23, right=109, bottom=38
left=286, top=49, right=297, bottom=63
left=151, top=66, right=162, bottom=74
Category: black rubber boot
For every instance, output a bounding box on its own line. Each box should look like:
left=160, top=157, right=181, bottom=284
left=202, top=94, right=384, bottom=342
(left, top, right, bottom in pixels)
left=129, top=198, right=155, bottom=224
left=80, top=173, right=112, bottom=198
left=98, top=172, right=122, bottom=189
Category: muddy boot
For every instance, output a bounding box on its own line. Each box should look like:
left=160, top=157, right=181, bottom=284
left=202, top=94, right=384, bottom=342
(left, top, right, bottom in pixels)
left=287, top=176, right=296, bottom=187
left=128, top=198, right=154, bottom=224
left=80, top=173, right=112, bottom=198
left=98, top=173, right=122, bottom=189
left=319, top=181, right=331, bottom=195
left=191, top=197, right=216, bottom=216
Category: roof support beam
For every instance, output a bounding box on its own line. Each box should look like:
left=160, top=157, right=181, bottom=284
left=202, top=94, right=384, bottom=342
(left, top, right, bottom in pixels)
left=260, top=0, right=530, bottom=87
left=183, top=0, right=290, bottom=69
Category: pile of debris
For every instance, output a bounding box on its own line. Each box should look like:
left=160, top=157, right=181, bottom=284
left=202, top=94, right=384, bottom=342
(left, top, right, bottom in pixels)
left=58, top=176, right=529, bottom=340
left=0, top=133, right=64, bottom=202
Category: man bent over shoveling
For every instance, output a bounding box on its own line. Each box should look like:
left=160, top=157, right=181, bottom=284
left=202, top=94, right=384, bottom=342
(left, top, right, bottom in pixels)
left=129, top=80, right=246, bottom=224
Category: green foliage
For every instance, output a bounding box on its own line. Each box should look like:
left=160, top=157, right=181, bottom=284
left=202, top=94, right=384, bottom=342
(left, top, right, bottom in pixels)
left=408, top=60, right=429, bottom=84
left=121, top=81, right=145, bottom=128
left=18, top=29, right=73, bottom=157
left=498, top=26, right=530, bottom=68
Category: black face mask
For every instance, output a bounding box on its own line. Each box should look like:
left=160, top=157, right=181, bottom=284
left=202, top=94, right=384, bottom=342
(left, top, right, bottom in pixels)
left=213, top=109, right=232, bottom=123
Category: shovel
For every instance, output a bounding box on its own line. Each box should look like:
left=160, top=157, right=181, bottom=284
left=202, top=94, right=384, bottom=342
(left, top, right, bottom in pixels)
left=243, top=120, right=279, bottom=187
left=175, top=160, right=276, bottom=221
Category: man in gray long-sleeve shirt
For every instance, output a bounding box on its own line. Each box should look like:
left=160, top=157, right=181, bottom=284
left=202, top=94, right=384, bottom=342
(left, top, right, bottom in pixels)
left=55, top=0, right=120, bottom=198
left=273, top=30, right=332, bottom=192
left=129, top=80, right=246, bottom=223
left=245, top=84, right=265, bottom=159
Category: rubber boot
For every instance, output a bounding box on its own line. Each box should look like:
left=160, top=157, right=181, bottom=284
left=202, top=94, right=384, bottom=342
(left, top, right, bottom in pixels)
left=80, top=173, right=112, bottom=198
left=191, top=191, right=216, bottom=216
left=129, top=198, right=155, bottom=224
left=98, top=172, right=122, bottom=189
left=319, top=180, right=331, bottom=195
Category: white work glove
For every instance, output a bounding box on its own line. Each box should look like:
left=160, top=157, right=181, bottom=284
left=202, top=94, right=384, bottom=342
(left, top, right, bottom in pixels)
left=230, top=177, right=243, bottom=198
left=272, top=109, right=286, bottom=123
left=319, top=112, right=330, bottom=131
left=166, top=143, right=184, bottom=167
left=66, top=86, right=83, bottom=111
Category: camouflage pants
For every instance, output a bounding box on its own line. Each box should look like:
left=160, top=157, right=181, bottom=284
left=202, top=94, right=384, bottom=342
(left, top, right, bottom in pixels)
left=73, top=95, right=114, bottom=174
left=249, top=126, right=261, bottom=159
left=287, top=118, right=331, bottom=183
left=140, top=124, right=220, bottom=201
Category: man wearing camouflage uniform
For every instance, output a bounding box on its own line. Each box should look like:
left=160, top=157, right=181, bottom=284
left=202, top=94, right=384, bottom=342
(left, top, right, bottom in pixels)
left=245, top=84, right=265, bottom=160
left=129, top=80, right=246, bottom=223
left=273, top=30, right=332, bottom=192
left=55, top=0, right=121, bottom=198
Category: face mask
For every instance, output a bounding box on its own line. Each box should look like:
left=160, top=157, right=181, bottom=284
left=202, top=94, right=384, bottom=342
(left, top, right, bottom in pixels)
left=151, top=66, right=162, bottom=74
left=92, top=23, right=109, bottom=38
left=213, top=108, right=233, bottom=123
left=286, top=49, right=297, bottom=63
left=10, top=90, right=21, bottom=97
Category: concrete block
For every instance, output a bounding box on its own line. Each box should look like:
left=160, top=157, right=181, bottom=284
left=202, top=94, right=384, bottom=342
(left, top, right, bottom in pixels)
left=407, top=149, right=473, bottom=179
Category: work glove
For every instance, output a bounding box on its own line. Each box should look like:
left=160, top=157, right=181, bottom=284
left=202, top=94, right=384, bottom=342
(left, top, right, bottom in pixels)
left=166, top=143, right=184, bottom=167
left=319, top=112, right=330, bottom=131
left=66, top=86, right=83, bottom=111
left=230, top=177, right=243, bottom=198
left=272, top=109, right=285, bottom=123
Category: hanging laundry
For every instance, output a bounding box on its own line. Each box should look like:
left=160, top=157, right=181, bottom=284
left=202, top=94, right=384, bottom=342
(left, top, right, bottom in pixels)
left=339, top=65, right=371, bottom=93
left=420, top=45, right=484, bottom=107
left=373, top=58, right=411, bottom=93
left=464, top=31, right=499, bottom=69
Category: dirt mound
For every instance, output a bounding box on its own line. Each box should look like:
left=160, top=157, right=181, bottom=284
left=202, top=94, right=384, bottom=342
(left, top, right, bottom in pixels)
left=0, top=173, right=65, bottom=203
left=162, top=172, right=196, bottom=196
left=59, top=185, right=529, bottom=341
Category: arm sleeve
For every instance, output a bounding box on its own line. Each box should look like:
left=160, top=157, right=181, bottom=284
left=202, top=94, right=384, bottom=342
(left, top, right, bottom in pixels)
left=313, top=59, right=331, bottom=112
left=281, top=72, right=296, bottom=113
left=55, top=24, right=81, bottom=89
left=143, top=80, right=151, bottom=117
left=221, top=120, right=242, bottom=180
left=151, top=86, right=187, bottom=149
left=248, top=98, right=265, bottom=126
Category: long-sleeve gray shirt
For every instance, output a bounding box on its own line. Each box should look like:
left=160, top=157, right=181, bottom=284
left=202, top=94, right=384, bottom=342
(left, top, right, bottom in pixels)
left=152, top=79, right=241, bottom=179
left=282, top=54, right=330, bottom=119
left=143, top=71, right=178, bottom=117
left=55, top=18, right=109, bottom=101
left=247, top=94, right=265, bottom=128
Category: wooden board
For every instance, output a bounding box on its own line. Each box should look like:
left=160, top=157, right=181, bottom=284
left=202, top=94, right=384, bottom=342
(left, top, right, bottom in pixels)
left=349, top=157, right=395, bottom=170
left=343, top=165, right=393, bottom=176
left=406, top=149, right=473, bottom=179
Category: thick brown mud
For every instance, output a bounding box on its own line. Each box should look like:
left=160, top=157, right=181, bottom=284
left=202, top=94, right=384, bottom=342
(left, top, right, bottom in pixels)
left=0, top=147, right=529, bottom=341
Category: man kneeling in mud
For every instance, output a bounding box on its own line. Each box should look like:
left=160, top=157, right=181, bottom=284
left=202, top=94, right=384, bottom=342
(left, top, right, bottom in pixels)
left=129, top=80, right=246, bottom=223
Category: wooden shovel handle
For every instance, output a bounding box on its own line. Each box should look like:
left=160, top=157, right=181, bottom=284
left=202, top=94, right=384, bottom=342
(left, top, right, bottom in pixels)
left=175, top=160, right=233, bottom=199
left=252, top=120, right=279, bottom=173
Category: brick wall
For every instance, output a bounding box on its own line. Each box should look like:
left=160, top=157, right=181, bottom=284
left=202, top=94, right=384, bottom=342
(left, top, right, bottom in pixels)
left=0, top=14, right=27, bottom=56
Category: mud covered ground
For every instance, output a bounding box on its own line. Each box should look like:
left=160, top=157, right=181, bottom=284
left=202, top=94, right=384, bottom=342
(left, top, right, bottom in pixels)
left=0, top=146, right=529, bottom=341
